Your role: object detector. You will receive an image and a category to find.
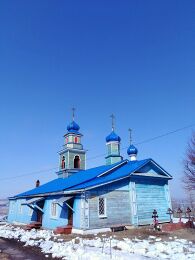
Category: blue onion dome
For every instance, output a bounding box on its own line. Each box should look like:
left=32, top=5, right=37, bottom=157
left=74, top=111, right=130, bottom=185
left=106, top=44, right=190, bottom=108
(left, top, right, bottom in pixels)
left=127, top=144, right=138, bottom=156
left=67, top=120, right=80, bottom=133
left=106, top=131, right=121, bottom=143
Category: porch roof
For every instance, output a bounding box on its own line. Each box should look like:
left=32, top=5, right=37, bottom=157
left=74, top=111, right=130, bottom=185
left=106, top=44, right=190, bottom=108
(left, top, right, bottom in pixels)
left=54, top=196, right=73, bottom=203
left=21, top=197, right=44, bottom=205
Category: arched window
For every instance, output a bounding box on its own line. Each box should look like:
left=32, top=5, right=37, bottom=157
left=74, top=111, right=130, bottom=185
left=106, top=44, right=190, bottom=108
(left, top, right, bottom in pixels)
left=75, top=137, right=78, bottom=143
left=74, top=155, right=80, bottom=169
left=66, top=137, right=69, bottom=143
left=61, top=156, right=65, bottom=169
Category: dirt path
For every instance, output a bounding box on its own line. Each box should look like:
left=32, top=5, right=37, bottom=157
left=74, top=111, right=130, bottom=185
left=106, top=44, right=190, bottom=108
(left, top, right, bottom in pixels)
left=0, top=238, right=53, bottom=260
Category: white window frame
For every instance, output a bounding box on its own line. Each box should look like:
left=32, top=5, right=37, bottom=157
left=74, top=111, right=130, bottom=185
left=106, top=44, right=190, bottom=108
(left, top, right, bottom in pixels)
left=98, top=197, right=107, bottom=218
left=50, top=201, right=58, bottom=219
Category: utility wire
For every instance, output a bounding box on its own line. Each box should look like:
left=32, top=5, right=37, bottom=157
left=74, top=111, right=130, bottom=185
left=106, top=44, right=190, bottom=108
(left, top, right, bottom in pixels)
left=0, top=123, right=194, bottom=181
left=87, top=123, right=195, bottom=160
left=0, top=167, right=58, bottom=181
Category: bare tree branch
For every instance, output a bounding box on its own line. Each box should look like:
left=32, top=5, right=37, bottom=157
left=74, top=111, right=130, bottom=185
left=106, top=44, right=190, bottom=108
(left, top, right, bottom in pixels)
left=183, top=132, right=195, bottom=190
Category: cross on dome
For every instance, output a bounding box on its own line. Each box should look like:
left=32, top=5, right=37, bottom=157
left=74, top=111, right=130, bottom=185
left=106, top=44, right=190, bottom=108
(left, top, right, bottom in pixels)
left=72, top=107, right=75, bottom=121
left=127, top=128, right=138, bottom=158
left=110, top=114, right=115, bottom=131
left=67, top=107, right=80, bottom=133
left=128, top=128, right=132, bottom=145
left=106, top=114, right=121, bottom=143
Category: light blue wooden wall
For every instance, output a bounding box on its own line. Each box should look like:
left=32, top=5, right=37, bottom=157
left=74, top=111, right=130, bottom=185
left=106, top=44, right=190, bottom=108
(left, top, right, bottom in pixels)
left=87, top=178, right=131, bottom=229
left=130, top=177, right=170, bottom=225
left=42, top=196, right=68, bottom=229
left=8, top=195, right=82, bottom=230
left=87, top=176, right=171, bottom=228
left=42, top=196, right=81, bottom=229
left=73, top=197, right=81, bottom=228
left=8, top=175, right=171, bottom=229
left=42, top=196, right=82, bottom=229
left=8, top=199, right=37, bottom=224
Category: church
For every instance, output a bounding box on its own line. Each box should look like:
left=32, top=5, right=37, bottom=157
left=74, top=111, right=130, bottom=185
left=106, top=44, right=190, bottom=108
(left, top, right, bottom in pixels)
left=7, top=112, right=172, bottom=234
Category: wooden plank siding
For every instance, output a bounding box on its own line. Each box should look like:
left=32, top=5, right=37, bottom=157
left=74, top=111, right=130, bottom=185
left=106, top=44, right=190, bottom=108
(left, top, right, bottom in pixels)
left=134, top=178, right=170, bottom=225
left=87, top=179, right=131, bottom=229
left=88, top=190, right=131, bottom=229
left=85, top=176, right=171, bottom=229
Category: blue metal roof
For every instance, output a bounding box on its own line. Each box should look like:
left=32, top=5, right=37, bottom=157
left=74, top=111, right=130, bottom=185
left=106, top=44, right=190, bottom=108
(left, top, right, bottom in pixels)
left=14, top=158, right=172, bottom=198
left=14, top=160, right=127, bottom=198
left=67, top=159, right=150, bottom=190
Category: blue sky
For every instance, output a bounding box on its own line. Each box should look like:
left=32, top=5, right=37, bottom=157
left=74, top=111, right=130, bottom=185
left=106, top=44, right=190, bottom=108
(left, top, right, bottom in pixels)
left=0, top=1, right=194, bottom=199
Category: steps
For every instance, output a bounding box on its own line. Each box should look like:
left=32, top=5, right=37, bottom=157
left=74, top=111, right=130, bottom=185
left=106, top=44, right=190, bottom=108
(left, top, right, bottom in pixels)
left=54, top=225, right=72, bottom=235
left=25, top=222, right=42, bottom=230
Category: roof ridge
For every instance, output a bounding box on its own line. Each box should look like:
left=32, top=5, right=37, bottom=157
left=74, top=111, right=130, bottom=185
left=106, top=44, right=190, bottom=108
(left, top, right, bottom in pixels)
left=62, top=160, right=128, bottom=191
left=97, top=160, right=128, bottom=178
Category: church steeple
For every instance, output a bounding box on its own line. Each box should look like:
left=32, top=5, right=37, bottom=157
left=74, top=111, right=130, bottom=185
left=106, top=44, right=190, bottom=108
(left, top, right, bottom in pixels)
left=56, top=109, right=86, bottom=178
left=127, top=128, right=138, bottom=161
left=105, top=114, right=123, bottom=165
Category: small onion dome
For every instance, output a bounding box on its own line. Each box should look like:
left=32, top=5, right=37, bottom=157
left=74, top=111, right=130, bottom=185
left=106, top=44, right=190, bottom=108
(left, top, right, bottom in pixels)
left=106, top=131, right=121, bottom=143
left=127, top=144, right=138, bottom=156
left=67, top=120, right=80, bottom=133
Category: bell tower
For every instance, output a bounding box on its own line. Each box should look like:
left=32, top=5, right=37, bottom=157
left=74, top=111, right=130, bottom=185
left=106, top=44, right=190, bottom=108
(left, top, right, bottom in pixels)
left=57, top=108, right=86, bottom=178
left=105, top=114, right=123, bottom=165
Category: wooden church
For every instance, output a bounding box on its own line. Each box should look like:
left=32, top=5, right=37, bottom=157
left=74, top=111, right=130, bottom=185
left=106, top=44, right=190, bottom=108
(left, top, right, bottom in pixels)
left=7, top=112, right=172, bottom=234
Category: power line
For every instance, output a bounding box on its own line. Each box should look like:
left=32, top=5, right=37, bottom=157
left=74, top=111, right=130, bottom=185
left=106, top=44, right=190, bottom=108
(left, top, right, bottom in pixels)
left=0, top=167, right=58, bottom=181
left=134, top=123, right=195, bottom=146
left=0, top=123, right=194, bottom=181
left=88, top=123, right=195, bottom=160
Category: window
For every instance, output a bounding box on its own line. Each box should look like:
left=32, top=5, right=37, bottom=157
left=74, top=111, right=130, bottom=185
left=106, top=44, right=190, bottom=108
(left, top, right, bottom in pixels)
left=74, top=155, right=80, bottom=169
left=66, top=137, right=69, bottom=143
left=74, top=137, right=78, bottom=143
left=98, top=197, right=107, bottom=218
left=61, top=156, right=65, bottom=169
left=50, top=202, right=57, bottom=218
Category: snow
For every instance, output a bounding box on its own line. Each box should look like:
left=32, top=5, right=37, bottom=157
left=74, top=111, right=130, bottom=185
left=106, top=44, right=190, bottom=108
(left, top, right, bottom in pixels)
left=0, top=224, right=194, bottom=259
left=172, top=217, right=192, bottom=224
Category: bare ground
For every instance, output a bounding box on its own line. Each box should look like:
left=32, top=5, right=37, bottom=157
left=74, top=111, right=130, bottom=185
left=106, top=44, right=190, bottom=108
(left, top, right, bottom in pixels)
left=0, top=238, right=54, bottom=260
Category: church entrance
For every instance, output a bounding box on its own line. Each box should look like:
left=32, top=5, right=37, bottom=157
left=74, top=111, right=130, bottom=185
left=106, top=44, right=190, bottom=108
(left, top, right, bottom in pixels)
left=67, top=199, right=74, bottom=226
left=36, top=200, right=45, bottom=224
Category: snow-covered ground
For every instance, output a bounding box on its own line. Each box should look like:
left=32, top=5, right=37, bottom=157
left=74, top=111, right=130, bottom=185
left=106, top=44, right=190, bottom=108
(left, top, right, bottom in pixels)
left=0, top=224, right=195, bottom=260
left=172, top=217, right=191, bottom=223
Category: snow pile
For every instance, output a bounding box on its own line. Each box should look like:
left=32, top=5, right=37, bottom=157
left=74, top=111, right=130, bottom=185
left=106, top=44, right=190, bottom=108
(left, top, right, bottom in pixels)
left=0, top=224, right=195, bottom=259
left=173, top=217, right=193, bottom=224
